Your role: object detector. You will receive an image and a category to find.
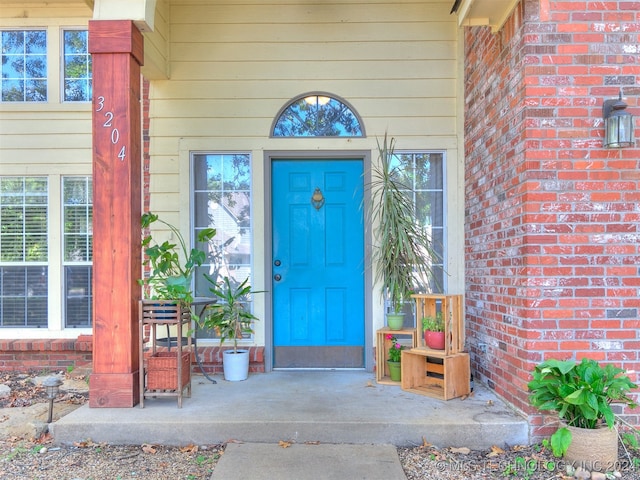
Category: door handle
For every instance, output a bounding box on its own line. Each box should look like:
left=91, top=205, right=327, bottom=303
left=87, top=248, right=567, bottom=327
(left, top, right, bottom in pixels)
left=274, top=274, right=282, bottom=282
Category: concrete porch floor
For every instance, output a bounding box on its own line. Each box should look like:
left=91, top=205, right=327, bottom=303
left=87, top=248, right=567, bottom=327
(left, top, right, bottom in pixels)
left=52, top=370, right=529, bottom=450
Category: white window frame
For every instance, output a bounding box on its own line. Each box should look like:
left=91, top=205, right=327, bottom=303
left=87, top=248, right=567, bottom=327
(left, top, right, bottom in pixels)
left=0, top=28, right=48, bottom=103
left=395, top=149, right=447, bottom=293
left=62, top=176, right=93, bottom=328
left=190, top=151, right=255, bottom=342
left=0, top=174, right=93, bottom=339
left=60, top=28, right=91, bottom=103
left=0, top=24, right=90, bottom=105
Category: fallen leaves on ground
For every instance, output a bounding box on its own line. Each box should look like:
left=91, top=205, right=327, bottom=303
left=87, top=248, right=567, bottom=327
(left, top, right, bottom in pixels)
left=0, top=438, right=225, bottom=480
left=399, top=438, right=640, bottom=480
left=486, top=445, right=504, bottom=457
left=180, top=444, right=199, bottom=453
left=142, top=443, right=157, bottom=454
left=0, top=371, right=89, bottom=409
left=450, top=446, right=471, bottom=455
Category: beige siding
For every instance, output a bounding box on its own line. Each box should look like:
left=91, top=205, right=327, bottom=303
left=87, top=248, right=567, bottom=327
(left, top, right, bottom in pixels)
left=151, top=0, right=458, bottom=147
left=0, top=0, right=465, bottom=341
left=0, top=5, right=93, bottom=176
left=142, top=0, right=170, bottom=79
left=148, top=0, right=465, bottom=337
left=0, top=5, right=93, bottom=339
left=0, top=4, right=92, bottom=20
left=150, top=0, right=460, bottom=196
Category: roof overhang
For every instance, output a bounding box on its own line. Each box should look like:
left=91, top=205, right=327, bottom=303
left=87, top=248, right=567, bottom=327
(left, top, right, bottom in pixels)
left=451, top=0, right=519, bottom=33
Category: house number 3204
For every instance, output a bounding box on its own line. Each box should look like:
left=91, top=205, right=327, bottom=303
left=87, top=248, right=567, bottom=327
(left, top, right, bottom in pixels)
left=95, top=95, right=126, bottom=162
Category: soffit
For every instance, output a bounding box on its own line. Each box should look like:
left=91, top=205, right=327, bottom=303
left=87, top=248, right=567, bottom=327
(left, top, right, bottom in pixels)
left=451, top=0, right=519, bottom=33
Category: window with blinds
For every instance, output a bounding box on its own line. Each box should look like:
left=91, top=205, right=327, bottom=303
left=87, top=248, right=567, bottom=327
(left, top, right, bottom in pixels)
left=63, top=177, right=93, bottom=327
left=0, top=177, right=48, bottom=327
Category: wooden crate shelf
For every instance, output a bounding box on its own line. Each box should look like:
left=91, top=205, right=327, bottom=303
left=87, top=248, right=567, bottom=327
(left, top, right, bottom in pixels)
left=412, top=294, right=464, bottom=355
left=376, top=327, right=417, bottom=385
left=401, top=349, right=470, bottom=400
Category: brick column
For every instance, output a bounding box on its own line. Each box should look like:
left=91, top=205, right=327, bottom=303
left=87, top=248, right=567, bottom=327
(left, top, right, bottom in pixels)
left=88, top=20, right=143, bottom=407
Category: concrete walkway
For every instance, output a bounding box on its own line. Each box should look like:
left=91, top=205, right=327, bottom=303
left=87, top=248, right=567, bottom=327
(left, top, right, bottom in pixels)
left=211, top=443, right=407, bottom=480
left=52, top=370, right=528, bottom=450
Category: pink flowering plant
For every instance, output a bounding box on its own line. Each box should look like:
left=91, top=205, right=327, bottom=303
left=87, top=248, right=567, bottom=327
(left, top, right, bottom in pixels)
left=386, top=334, right=405, bottom=362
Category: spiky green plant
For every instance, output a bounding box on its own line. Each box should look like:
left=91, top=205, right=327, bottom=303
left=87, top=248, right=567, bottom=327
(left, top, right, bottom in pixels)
left=200, top=276, right=262, bottom=353
left=367, top=133, right=439, bottom=313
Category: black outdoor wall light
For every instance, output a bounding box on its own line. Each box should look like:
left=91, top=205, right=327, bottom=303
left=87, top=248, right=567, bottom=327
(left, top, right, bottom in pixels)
left=603, top=92, right=634, bottom=148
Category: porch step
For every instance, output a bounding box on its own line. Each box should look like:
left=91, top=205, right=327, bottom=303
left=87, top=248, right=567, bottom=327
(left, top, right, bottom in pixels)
left=52, top=371, right=528, bottom=449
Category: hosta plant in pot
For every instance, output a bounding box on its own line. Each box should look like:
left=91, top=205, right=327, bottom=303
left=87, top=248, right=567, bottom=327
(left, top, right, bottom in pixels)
left=200, top=275, right=262, bottom=381
left=528, top=358, right=638, bottom=470
left=421, top=313, right=444, bottom=350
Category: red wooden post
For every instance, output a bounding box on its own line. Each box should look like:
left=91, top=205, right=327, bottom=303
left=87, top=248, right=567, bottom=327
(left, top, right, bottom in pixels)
left=88, top=20, right=143, bottom=407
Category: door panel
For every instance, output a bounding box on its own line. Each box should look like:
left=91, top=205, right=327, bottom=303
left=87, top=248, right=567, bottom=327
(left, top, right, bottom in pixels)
left=272, top=159, right=364, bottom=368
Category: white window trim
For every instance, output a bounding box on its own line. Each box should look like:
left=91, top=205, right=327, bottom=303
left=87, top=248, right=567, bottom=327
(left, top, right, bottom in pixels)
left=0, top=23, right=91, bottom=106
left=59, top=27, right=91, bottom=104
left=0, top=173, right=92, bottom=339
left=187, top=150, right=260, bottom=346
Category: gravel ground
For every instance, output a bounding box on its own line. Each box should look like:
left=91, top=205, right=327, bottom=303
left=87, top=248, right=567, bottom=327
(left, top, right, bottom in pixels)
left=2, top=371, right=640, bottom=480
left=2, top=437, right=640, bottom=480
left=0, top=439, right=223, bottom=479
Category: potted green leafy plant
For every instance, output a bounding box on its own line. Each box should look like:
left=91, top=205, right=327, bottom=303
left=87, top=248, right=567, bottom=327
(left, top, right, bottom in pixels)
left=385, top=334, right=405, bottom=382
left=200, top=275, right=262, bottom=381
left=367, top=133, right=438, bottom=330
left=139, top=212, right=216, bottom=306
left=528, top=358, right=638, bottom=470
left=138, top=212, right=216, bottom=393
left=421, top=313, right=444, bottom=350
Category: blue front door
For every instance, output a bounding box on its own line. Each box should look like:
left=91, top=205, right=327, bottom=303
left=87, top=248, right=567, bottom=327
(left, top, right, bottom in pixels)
left=272, top=159, right=364, bottom=368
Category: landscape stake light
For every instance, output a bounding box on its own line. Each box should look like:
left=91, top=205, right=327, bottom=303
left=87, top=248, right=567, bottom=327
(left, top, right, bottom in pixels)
left=43, top=376, right=63, bottom=423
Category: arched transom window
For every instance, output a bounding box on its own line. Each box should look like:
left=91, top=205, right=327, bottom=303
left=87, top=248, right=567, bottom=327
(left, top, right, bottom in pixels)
left=272, top=93, right=364, bottom=137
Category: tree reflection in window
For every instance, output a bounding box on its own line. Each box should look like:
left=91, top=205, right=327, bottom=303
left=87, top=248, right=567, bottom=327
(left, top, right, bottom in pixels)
left=272, top=94, right=363, bottom=137
left=1, top=30, right=47, bottom=102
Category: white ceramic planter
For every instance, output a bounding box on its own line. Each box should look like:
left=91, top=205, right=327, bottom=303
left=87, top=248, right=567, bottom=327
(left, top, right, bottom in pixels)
left=223, top=349, right=250, bottom=381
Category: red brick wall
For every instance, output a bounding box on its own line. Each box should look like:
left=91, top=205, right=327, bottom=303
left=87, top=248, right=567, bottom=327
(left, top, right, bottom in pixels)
left=193, top=346, right=265, bottom=374
left=0, top=337, right=93, bottom=372
left=464, top=0, right=640, bottom=440
left=0, top=336, right=264, bottom=375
